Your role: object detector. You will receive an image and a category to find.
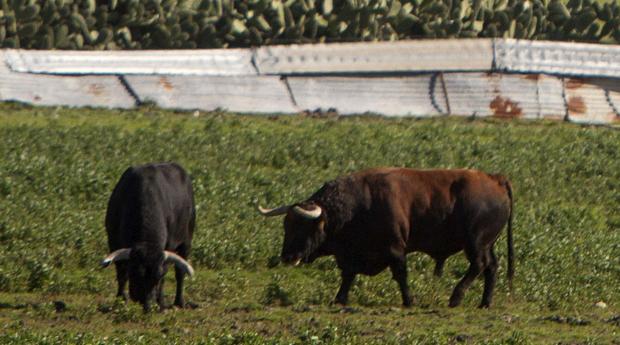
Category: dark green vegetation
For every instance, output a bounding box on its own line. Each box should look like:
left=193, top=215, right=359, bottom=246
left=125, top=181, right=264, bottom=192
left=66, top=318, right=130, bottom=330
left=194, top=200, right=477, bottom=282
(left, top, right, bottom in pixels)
left=0, top=103, right=618, bottom=344
left=0, top=0, right=619, bottom=50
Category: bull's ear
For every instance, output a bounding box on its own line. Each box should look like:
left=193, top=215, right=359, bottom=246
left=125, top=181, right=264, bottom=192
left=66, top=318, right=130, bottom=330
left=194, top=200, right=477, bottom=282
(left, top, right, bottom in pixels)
left=164, top=251, right=195, bottom=277
left=101, top=248, right=131, bottom=268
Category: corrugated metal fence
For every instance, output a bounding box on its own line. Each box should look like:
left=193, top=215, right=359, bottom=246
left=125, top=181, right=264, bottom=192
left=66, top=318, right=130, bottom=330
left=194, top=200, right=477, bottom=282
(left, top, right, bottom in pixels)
left=1, top=39, right=619, bottom=125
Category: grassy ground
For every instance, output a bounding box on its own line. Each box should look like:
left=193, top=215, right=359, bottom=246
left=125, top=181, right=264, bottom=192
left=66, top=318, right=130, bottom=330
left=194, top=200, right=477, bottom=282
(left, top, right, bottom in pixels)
left=0, top=103, right=618, bottom=344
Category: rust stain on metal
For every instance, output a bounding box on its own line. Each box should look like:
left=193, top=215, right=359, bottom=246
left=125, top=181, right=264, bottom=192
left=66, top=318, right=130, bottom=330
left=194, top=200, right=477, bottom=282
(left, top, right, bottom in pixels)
left=567, top=96, right=587, bottom=114
left=490, top=96, right=523, bottom=118
left=565, top=78, right=585, bottom=90
left=524, top=74, right=541, bottom=81
left=88, top=84, right=105, bottom=96
left=159, top=77, right=174, bottom=91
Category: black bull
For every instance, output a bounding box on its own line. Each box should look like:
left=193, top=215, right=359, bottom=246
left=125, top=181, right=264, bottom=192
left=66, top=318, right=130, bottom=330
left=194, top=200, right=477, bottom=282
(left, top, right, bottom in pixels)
left=101, top=162, right=196, bottom=311
left=259, top=168, right=514, bottom=308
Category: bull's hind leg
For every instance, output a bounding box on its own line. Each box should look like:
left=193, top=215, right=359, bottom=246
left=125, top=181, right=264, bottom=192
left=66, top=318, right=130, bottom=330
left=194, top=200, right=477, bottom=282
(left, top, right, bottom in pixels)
left=480, top=248, right=498, bottom=308
left=114, top=262, right=128, bottom=301
left=389, top=255, right=413, bottom=307
left=448, top=242, right=485, bottom=308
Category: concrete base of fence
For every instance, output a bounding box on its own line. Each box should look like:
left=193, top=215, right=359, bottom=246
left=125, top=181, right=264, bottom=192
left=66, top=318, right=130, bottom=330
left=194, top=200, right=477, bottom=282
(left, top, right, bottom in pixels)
left=1, top=69, right=618, bottom=126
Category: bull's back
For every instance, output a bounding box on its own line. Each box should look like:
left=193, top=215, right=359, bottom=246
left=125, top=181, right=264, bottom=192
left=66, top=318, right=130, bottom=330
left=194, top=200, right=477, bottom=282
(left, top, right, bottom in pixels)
left=358, top=168, right=510, bottom=256
left=105, top=163, right=195, bottom=250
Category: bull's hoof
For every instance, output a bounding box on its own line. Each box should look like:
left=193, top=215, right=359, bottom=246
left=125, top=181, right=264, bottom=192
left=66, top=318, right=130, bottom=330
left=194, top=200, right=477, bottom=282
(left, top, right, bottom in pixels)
left=478, top=302, right=491, bottom=309
left=158, top=303, right=172, bottom=312
left=448, top=291, right=463, bottom=308
left=185, top=301, right=199, bottom=309
left=402, top=294, right=416, bottom=308
left=174, top=301, right=199, bottom=309
left=330, top=299, right=348, bottom=307
left=448, top=298, right=461, bottom=308
left=339, top=306, right=359, bottom=314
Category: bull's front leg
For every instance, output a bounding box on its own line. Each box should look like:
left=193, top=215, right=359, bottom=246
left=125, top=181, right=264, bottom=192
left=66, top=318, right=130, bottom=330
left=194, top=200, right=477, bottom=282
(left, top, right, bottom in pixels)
left=334, top=270, right=356, bottom=305
left=114, top=262, right=129, bottom=301
left=173, top=264, right=198, bottom=309
left=174, top=266, right=186, bottom=307
left=157, top=279, right=167, bottom=311
left=172, top=245, right=197, bottom=308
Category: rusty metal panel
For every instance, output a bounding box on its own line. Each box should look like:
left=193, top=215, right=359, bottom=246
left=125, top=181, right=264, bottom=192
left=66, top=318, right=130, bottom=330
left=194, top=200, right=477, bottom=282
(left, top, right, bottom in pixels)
left=564, top=78, right=620, bottom=125
left=442, top=73, right=565, bottom=119
left=125, top=75, right=296, bottom=113
left=3, top=48, right=257, bottom=76
left=255, top=39, right=493, bottom=75
left=0, top=68, right=135, bottom=108
left=495, top=39, right=620, bottom=78
left=286, top=75, right=446, bottom=116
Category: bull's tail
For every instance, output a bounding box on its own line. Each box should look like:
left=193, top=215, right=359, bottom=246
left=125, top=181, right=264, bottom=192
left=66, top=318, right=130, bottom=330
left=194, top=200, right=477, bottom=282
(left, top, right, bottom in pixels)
left=504, top=178, right=514, bottom=291
left=491, top=173, right=515, bottom=291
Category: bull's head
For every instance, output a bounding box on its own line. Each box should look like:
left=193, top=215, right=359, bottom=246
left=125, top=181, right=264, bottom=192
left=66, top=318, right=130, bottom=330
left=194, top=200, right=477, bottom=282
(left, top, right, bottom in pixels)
left=101, top=245, right=194, bottom=310
left=258, top=202, right=326, bottom=266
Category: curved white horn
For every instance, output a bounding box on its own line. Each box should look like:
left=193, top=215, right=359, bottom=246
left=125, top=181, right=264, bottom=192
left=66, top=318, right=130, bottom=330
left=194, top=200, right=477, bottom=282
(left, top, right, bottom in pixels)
left=101, top=248, right=131, bottom=268
left=257, top=205, right=291, bottom=217
left=164, top=251, right=195, bottom=277
left=293, top=204, right=322, bottom=219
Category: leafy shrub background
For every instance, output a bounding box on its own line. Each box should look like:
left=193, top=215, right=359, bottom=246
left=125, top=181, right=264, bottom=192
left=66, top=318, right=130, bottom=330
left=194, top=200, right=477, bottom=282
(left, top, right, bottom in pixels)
left=0, top=0, right=619, bottom=49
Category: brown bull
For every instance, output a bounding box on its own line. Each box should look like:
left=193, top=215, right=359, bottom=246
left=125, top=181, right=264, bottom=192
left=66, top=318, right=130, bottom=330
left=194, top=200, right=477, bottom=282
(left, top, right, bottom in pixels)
left=259, top=168, right=514, bottom=308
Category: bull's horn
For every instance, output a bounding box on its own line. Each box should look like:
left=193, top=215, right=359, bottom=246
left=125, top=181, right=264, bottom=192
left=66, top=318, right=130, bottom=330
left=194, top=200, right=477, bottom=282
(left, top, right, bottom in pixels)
left=257, top=205, right=290, bottom=217
left=101, top=248, right=131, bottom=268
left=293, top=204, right=322, bottom=219
left=164, top=251, right=195, bottom=277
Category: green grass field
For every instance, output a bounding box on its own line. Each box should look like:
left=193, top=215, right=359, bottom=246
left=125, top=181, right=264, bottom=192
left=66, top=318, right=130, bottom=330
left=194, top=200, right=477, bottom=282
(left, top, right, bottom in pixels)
left=0, top=103, right=618, bottom=344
